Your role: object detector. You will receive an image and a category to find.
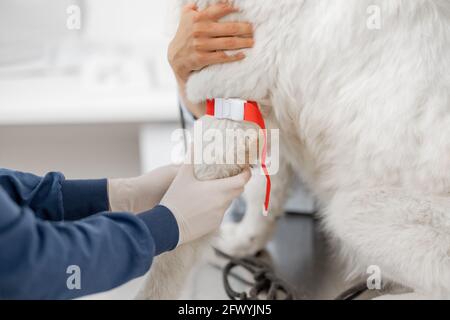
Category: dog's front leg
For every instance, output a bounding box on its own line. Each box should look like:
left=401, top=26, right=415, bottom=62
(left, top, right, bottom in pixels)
left=136, top=116, right=254, bottom=299
left=216, top=154, right=293, bottom=257
left=325, top=188, right=450, bottom=299
left=135, top=236, right=210, bottom=300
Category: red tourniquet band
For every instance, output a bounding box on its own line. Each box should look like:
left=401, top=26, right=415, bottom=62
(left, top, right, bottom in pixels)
left=206, top=99, right=271, bottom=215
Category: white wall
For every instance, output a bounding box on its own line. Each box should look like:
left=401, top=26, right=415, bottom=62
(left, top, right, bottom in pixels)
left=0, top=124, right=141, bottom=179
left=0, top=0, right=180, bottom=180
left=85, top=0, right=171, bottom=44
left=0, top=0, right=79, bottom=65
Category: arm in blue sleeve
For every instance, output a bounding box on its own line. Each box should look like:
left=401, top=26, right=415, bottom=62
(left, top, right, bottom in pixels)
left=0, top=169, right=109, bottom=221
left=0, top=188, right=179, bottom=300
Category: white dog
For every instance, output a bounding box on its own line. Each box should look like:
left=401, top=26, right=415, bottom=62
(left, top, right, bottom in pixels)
left=137, top=0, right=450, bottom=300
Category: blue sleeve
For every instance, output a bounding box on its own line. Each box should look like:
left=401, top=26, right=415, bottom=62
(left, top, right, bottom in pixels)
left=0, top=169, right=109, bottom=222
left=0, top=188, right=179, bottom=300
left=0, top=170, right=180, bottom=299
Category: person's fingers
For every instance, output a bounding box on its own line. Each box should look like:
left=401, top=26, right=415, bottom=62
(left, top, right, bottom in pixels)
left=146, top=164, right=180, bottom=181
left=197, top=2, right=238, bottom=21
left=182, top=3, right=198, bottom=13
left=192, top=22, right=253, bottom=38
left=193, top=36, right=254, bottom=51
left=212, top=168, right=252, bottom=191
left=200, top=51, right=246, bottom=67
left=208, top=22, right=253, bottom=37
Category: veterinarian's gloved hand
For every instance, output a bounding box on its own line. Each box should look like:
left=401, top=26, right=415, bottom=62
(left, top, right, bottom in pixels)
left=160, top=163, right=252, bottom=245
left=108, top=165, right=179, bottom=214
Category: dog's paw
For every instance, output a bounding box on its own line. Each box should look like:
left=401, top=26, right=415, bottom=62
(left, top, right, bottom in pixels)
left=214, top=223, right=269, bottom=257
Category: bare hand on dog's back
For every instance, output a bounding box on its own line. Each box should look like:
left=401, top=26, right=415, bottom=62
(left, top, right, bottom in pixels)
left=168, top=2, right=254, bottom=82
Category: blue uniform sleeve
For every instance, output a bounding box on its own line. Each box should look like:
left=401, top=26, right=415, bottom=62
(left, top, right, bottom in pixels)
left=0, top=169, right=109, bottom=221
left=0, top=169, right=180, bottom=299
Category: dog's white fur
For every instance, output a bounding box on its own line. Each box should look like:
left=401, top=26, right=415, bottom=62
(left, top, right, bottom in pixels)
left=137, top=0, right=450, bottom=300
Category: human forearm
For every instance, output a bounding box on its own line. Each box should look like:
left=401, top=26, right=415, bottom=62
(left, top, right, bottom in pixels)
left=0, top=169, right=108, bottom=222
left=0, top=188, right=179, bottom=300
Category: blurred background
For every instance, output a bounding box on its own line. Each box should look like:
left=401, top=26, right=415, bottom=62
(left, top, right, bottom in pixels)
left=0, top=0, right=179, bottom=179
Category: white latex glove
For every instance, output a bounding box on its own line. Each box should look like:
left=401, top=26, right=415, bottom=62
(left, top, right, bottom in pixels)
left=108, top=165, right=179, bottom=214
left=161, top=163, right=252, bottom=245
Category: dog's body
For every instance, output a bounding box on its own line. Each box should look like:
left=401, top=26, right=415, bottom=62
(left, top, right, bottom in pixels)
left=138, top=0, right=450, bottom=299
